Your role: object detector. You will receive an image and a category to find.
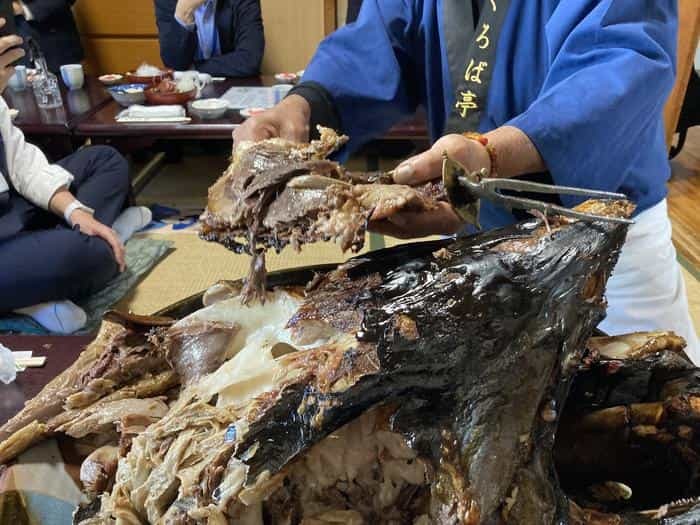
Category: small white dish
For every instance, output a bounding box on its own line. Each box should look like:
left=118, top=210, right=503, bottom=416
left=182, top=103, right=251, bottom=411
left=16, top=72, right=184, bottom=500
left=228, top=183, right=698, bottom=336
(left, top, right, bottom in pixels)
left=275, top=72, right=298, bottom=84
left=239, top=107, right=266, bottom=119
left=99, top=74, right=124, bottom=86
left=191, top=98, right=229, bottom=119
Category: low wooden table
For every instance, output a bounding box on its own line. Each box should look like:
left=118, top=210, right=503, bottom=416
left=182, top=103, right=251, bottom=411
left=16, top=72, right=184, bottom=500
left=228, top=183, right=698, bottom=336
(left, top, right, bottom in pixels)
left=76, top=77, right=271, bottom=141
left=0, top=336, right=93, bottom=427
left=3, top=76, right=113, bottom=136
left=3, top=76, right=114, bottom=159
left=75, top=77, right=429, bottom=143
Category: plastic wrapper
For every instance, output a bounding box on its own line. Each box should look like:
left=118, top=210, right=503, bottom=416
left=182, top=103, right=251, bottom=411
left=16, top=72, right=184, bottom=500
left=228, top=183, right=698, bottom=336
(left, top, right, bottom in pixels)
left=0, top=343, right=17, bottom=385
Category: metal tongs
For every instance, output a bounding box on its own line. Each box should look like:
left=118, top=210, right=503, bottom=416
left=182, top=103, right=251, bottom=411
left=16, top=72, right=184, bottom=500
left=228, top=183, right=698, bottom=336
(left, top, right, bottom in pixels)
left=441, top=154, right=634, bottom=228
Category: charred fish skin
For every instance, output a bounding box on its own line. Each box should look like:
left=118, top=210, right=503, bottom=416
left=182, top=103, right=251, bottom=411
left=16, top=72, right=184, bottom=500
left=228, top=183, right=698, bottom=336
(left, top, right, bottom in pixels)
left=228, top=216, right=629, bottom=524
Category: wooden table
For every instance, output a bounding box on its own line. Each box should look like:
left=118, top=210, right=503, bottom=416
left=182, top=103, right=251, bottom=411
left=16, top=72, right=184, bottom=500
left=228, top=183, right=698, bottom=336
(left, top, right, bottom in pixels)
left=76, top=77, right=272, bottom=141
left=3, top=76, right=114, bottom=159
left=3, top=76, right=113, bottom=136
left=0, top=336, right=93, bottom=427
left=75, top=77, right=429, bottom=142
left=2, top=74, right=428, bottom=143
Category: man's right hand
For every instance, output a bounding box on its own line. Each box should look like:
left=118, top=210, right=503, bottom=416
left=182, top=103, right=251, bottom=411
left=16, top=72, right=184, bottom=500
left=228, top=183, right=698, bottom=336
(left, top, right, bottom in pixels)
left=0, top=18, right=24, bottom=93
left=174, top=0, right=208, bottom=25
left=233, top=94, right=311, bottom=145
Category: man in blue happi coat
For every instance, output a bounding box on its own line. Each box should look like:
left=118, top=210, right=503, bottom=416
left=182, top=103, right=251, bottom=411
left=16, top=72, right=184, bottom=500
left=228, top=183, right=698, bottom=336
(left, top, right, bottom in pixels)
left=234, top=1, right=699, bottom=361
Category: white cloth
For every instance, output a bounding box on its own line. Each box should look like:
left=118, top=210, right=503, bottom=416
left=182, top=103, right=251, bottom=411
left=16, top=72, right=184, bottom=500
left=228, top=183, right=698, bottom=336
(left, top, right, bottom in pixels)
left=600, top=199, right=700, bottom=364
left=119, top=105, right=186, bottom=119
left=0, top=98, right=73, bottom=209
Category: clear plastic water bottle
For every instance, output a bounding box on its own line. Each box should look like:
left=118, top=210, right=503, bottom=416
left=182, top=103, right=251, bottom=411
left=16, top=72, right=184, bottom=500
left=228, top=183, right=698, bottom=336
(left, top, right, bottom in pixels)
left=32, top=71, right=63, bottom=109
left=28, top=37, right=63, bottom=109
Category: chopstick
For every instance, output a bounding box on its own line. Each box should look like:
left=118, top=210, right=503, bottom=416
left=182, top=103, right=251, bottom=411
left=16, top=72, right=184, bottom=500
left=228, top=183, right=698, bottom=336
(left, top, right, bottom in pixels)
left=15, top=357, right=46, bottom=368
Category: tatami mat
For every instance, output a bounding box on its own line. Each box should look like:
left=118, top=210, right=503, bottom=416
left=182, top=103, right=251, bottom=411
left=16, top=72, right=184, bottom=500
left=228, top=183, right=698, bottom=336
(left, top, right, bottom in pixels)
left=116, top=230, right=372, bottom=314
left=127, top=143, right=700, bottom=331
left=118, top=229, right=700, bottom=338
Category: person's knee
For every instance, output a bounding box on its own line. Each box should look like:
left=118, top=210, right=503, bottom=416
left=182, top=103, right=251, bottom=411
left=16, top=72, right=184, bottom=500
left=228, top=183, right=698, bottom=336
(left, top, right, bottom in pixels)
left=88, top=145, right=130, bottom=196
left=59, top=233, right=119, bottom=297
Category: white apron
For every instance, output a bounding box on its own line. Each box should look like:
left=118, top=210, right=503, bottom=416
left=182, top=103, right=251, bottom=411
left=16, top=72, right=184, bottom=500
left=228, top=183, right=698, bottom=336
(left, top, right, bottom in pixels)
left=599, top=199, right=700, bottom=364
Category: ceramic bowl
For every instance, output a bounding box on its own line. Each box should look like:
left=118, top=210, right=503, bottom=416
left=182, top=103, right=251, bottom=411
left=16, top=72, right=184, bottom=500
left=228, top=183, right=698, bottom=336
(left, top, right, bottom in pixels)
left=108, top=83, right=148, bottom=106
left=125, top=69, right=173, bottom=86
left=190, top=98, right=229, bottom=119
left=144, top=87, right=197, bottom=106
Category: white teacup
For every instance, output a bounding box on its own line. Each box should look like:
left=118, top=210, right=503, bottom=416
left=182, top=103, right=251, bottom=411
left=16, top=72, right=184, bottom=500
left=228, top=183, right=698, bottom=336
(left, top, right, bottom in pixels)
left=8, top=66, right=28, bottom=91
left=60, top=64, right=85, bottom=90
left=176, top=71, right=205, bottom=97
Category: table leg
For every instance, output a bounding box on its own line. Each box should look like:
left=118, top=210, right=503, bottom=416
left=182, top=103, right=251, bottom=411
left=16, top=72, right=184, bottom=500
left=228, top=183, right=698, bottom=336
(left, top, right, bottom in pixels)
left=131, top=152, right=167, bottom=196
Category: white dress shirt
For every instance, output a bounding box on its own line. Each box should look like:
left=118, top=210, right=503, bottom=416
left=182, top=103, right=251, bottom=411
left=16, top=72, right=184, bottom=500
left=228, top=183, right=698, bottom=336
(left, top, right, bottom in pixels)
left=0, top=98, right=74, bottom=210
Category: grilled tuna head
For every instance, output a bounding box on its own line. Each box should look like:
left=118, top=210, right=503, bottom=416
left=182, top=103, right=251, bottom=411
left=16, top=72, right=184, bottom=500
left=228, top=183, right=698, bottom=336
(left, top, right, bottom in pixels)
left=79, top=200, right=675, bottom=524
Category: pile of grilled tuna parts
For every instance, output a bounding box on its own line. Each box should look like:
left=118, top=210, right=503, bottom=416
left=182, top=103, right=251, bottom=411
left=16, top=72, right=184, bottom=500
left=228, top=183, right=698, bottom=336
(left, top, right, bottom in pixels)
left=1, top=131, right=699, bottom=524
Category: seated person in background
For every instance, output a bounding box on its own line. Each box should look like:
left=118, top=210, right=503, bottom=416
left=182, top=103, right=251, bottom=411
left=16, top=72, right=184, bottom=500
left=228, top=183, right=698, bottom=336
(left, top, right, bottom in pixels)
left=0, top=22, right=151, bottom=334
left=12, top=0, right=83, bottom=73
left=154, top=0, right=264, bottom=77
left=346, top=0, right=362, bottom=24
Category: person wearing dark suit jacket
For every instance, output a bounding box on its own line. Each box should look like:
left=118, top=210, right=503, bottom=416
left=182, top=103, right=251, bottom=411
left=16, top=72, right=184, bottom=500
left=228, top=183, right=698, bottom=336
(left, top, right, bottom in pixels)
left=154, top=0, right=264, bottom=78
left=12, top=0, right=83, bottom=73
left=346, top=0, right=362, bottom=24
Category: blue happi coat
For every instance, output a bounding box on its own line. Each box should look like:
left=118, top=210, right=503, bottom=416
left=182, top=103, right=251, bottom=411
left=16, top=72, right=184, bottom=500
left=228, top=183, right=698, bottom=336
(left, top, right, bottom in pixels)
left=303, top=0, right=677, bottom=227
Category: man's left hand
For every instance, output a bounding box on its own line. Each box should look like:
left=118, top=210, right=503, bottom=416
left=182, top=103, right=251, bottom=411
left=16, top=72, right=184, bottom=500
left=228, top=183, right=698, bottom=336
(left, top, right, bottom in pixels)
left=367, top=133, right=491, bottom=239
left=12, top=2, right=23, bottom=16
left=70, top=210, right=126, bottom=273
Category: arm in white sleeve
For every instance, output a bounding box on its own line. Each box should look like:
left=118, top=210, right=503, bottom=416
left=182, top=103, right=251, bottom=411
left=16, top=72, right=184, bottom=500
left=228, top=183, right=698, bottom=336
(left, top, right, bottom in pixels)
left=0, top=99, right=73, bottom=210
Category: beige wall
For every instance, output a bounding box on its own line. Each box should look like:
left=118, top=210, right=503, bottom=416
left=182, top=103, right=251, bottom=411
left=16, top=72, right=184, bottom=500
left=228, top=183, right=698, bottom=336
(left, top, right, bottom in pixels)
left=74, top=1, right=163, bottom=75
left=74, top=0, right=337, bottom=76
left=336, top=0, right=348, bottom=27
left=260, top=0, right=336, bottom=74
left=664, top=0, right=700, bottom=147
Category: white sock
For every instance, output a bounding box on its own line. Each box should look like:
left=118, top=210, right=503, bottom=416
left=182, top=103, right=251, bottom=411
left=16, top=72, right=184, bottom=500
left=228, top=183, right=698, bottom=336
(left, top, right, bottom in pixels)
left=15, top=300, right=87, bottom=334
left=112, top=206, right=153, bottom=243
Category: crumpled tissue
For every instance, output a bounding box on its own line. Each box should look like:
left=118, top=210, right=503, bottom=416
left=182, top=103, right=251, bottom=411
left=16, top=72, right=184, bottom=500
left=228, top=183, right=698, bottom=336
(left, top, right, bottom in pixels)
left=0, top=342, right=17, bottom=384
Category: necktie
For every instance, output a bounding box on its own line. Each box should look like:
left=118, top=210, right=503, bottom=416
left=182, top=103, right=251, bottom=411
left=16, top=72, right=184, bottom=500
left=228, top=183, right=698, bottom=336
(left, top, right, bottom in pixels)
left=194, top=0, right=221, bottom=60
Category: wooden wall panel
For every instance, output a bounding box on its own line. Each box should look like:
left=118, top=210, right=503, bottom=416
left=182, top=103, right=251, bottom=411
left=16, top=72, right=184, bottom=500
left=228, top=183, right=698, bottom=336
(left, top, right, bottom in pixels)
left=75, top=0, right=337, bottom=76
left=74, top=1, right=158, bottom=36
left=81, top=38, right=164, bottom=76
left=664, top=0, right=700, bottom=147
left=336, top=0, right=348, bottom=27
left=74, top=0, right=162, bottom=75
left=259, top=0, right=336, bottom=74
